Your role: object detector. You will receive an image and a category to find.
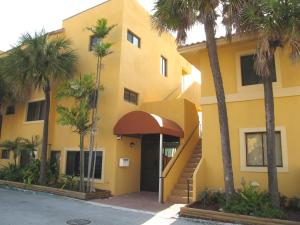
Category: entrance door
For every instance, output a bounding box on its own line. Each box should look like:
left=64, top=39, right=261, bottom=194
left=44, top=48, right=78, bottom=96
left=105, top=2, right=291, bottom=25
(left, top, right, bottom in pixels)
left=20, top=151, right=31, bottom=168
left=140, top=135, right=159, bottom=192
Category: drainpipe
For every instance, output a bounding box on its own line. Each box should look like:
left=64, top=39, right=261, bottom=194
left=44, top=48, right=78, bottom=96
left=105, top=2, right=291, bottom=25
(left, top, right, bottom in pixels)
left=159, top=133, right=163, bottom=203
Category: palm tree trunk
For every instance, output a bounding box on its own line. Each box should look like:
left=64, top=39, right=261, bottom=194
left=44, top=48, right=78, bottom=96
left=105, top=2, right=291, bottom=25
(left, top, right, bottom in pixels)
left=87, top=56, right=102, bottom=192
left=39, top=81, right=51, bottom=185
left=262, top=75, right=280, bottom=208
left=204, top=16, right=235, bottom=201
left=79, top=132, right=85, bottom=192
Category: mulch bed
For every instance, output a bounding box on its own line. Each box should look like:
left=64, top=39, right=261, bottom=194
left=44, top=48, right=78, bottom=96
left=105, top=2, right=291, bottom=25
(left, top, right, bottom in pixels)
left=189, top=201, right=300, bottom=223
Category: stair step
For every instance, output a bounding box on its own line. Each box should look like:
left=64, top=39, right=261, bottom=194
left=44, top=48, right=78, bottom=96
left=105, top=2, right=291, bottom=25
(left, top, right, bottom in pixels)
left=168, top=195, right=192, bottom=204
left=172, top=189, right=193, bottom=196
left=189, top=157, right=201, bottom=163
left=186, top=162, right=198, bottom=168
left=181, top=172, right=193, bottom=178
left=178, top=177, right=192, bottom=184
left=183, top=167, right=195, bottom=173
left=175, top=183, right=193, bottom=190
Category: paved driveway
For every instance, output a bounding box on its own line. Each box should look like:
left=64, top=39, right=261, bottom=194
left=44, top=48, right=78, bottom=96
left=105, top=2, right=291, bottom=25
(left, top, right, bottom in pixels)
left=0, top=186, right=232, bottom=225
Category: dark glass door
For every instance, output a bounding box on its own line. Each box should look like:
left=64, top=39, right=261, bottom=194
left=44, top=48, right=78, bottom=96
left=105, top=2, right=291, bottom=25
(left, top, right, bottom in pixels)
left=140, top=135, right=159, bottom=192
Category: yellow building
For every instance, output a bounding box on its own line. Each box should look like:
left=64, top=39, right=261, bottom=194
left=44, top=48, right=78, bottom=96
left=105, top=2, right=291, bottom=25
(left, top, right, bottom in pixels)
left=180, top=36, right=300, bottom=200
left=0, top=0, right=201, bottom=203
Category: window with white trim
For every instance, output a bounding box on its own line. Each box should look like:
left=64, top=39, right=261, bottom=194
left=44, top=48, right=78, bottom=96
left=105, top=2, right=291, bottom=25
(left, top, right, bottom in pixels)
left=160, top=56, right=167, bottom=77
left=66, top=151, right=103, bottom=179
left=26, top=100, right=46, bottom=121
left=245, top=131, right=283, bottom=167
left=127, top=30, right=141, bottom=48
left=240, top=54, right=276, bottom=86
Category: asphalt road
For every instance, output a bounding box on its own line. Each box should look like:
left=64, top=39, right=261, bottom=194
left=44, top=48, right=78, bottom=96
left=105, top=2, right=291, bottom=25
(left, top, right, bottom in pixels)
left=0, top=186, right=232, bottom=225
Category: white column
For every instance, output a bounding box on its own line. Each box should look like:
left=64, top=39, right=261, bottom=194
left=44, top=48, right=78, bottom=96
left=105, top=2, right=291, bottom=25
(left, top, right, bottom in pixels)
left=158, top=133, right=163, bottom=203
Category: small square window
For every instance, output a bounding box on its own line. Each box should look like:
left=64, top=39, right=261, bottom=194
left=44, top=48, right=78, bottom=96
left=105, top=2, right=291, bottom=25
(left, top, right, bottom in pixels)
left=245, top=131, right=283, bottom=167
left=89, top=35, right=100, bottom=51
left=1, top=150, right=9, bottom=159
left=240, top=54, right=276, bottom=86
left=160, top=56, right=167, bottom=77
left=26, top=100, right=45, bottom=122
left=124, top=88, right=138, bottom=105
left=6, top=105, right=15, bottom=115
left=127, top=30, right=141, bottom=48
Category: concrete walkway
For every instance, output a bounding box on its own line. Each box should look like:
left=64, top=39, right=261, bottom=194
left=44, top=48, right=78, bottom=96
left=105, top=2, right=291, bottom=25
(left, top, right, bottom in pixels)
left=0, top=186, right=234, bottom=225
left=91, top=191, right=174, bottom=213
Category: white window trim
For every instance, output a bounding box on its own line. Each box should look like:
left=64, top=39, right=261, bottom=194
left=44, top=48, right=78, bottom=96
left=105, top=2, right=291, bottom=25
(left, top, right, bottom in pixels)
left=239, top=127, right=288, bottom=173
left=63, top=148, right=105, bottom=184
left=236, top=50, right=282, bottom=93
left=24, top=98, right=46, bottom=124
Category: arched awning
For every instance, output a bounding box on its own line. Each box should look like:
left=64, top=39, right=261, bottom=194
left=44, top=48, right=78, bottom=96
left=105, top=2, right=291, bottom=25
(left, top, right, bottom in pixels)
left=113, top=111, right=184, bottom=138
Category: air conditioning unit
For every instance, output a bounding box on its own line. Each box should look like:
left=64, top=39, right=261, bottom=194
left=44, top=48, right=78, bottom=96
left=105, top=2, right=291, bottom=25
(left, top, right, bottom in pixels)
left=119, top=158, right=130, bottom=167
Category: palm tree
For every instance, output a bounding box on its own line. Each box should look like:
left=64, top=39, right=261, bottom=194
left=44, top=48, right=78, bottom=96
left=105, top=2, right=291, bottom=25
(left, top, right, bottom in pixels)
left=0, top=137, right=38, bottom=166
left=223, top=0, right=300, bottom=208
left=1, top=31, right=77, bottom=185
left=152, top=0, right=235, bottom=201
left=56, top=74, right=95, bottom=192
left=86, top=19, right=115, bottom=192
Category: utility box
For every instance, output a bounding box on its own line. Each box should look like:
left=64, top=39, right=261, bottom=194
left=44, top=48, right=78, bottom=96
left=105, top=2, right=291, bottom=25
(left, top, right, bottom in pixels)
left=119, top=158, right=129, bottom=167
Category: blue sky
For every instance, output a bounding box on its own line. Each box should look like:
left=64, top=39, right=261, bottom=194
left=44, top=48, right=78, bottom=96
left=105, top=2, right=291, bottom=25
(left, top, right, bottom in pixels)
left=0, top=0, right=222, bottom=51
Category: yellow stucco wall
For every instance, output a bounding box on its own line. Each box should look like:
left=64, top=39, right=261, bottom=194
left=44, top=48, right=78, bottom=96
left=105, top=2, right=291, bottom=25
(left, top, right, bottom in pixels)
left=0, top=0, right=198, bottom=198
left=181, top=39, right=300, bottom=199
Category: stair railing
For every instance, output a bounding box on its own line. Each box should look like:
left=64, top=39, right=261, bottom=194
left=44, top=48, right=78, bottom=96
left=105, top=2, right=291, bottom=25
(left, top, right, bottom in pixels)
left=163, top=122, right=200, bottom=179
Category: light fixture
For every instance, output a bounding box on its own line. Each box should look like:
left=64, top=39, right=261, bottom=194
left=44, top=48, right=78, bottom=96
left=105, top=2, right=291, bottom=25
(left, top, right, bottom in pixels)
left=129, top=142, right=135, bottom=148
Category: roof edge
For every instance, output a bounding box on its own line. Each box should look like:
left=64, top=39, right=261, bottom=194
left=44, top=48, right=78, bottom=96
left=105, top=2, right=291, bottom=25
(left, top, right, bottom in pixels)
left=63, top=0, right=111, bottom=21
left=178, top=35, right=256, bottom=54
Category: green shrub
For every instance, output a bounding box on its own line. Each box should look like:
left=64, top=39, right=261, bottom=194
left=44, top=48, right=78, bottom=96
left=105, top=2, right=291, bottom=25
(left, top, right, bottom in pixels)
left=223, top=184, right=286, bottom=219
left=21, top=160, right=40, bottom=185
left=287, top=197, right=300, bottom=210
left=0, top=164, right=23, bottom=182
left=199, top=183, right=286, bottom=219
left=58, top=175, right=79, bottom=191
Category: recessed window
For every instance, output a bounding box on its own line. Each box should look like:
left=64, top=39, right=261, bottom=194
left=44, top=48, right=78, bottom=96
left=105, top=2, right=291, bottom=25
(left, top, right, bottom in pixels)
left=245, top=131, right=283, bottom=167
left=240, top=54, right=276, bottom=86
left=89, top=35, right=100, bottom=51
left=26, top=100, right=46, bottom=122
left=124, top=88, right=138, bottom=105
left=6, top=105, right=15, bottom=115
left=127, top=30, right=141, bottom=48
left=1, top=150, right=9, bottom=159
left=66, top=151, right=103, bottom=179
left=160, top=56, right=168, bottom=77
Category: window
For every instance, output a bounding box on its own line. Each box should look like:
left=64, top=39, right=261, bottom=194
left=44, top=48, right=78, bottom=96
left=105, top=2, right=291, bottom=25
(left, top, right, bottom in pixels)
left=240, top=54, right=276, bottom=86
left=160, top=56, right=167, bottom=77
left=124, top=88, right=138, bottom=105
left=66, top=151, right=103, bottom=179
left=245, top=131, right=283, bottom=167
left=26, top=100, right=46, bottom=122
left=89, top=35, right=100, bottom=51
left=1, top=150, right=9, bottom=159
left=127, top=30, right=141, bottom=48
left=6, top=105, right=15, bottom=115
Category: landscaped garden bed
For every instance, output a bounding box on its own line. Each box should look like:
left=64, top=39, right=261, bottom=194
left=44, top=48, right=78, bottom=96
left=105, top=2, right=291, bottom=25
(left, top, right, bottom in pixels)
left=180, top=183, right=300, bottom=225
left=0, top=179, right=111, bottom=200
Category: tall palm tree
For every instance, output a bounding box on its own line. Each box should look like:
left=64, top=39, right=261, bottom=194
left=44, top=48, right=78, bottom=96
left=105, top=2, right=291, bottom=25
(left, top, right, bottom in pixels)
left=223, top=0, right=300, bottom=207
left=1, top=31, right=77, bottom=185
left=152, top=0, right=235, bottom=202
left=86, top=19, right=115, bottom=191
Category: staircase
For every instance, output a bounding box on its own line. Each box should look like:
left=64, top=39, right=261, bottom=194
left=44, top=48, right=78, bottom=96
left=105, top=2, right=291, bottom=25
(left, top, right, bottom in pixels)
left=168, top=140, right=202, bottom=204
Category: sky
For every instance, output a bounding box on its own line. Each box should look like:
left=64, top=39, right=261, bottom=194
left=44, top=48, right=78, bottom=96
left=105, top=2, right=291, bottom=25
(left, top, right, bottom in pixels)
left=0, top=0, right=225, bottom=52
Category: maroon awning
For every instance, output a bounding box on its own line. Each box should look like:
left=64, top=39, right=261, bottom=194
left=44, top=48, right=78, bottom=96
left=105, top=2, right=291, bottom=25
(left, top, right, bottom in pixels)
left=113, top=111, right=184, bottom=138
